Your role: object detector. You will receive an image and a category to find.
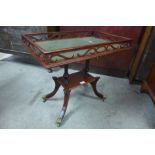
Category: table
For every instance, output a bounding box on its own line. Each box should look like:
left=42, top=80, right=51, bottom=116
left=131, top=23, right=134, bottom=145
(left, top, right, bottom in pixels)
left=22, top=31, right=132, bottom=126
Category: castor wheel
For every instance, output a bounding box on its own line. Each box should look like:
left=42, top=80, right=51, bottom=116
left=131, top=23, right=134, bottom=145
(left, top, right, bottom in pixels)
left=42, top=96, right=47, bottom=102
left=56, top=117, right=63, bottom=127
left=48, top=68, right=53, bottom=73
left=102, top=96, right=106, bottom=102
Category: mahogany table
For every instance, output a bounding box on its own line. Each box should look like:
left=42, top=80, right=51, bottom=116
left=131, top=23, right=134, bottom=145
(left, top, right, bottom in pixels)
left=22, top=31, right=132, bottom=126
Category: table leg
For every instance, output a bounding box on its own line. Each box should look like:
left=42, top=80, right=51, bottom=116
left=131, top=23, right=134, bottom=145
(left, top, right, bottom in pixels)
left=84, top=59, right=90, bottom=74
left=42, top=77, right=60, bottom=102
left=56, top=89, right=71, bottom=127
left=90, top=77, right=106, bottom=101
left=63, top=65, right=69, bottom=84
left=140, top=81, right=147, bottom=93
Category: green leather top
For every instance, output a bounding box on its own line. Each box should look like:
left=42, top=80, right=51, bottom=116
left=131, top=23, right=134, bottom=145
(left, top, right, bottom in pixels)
left=36, top=37, right=109, bottom=51
left=35, top=37, right=115, bottom=62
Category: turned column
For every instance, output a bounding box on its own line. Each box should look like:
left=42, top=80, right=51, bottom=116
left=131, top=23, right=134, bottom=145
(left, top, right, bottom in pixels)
left=63, top=64, right=69, bottom=84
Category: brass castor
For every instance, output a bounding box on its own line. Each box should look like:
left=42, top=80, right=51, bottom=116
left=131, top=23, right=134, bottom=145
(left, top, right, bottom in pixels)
left=56, top=117, right=63, bottom=127
left=102, top=96, right=106, bottom=102
left=42, top=96, right=47, bottom=102
left=48, top=68, right=53, bottom=73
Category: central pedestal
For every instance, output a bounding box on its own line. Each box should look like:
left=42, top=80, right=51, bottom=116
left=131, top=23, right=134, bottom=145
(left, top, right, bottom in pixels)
left=42, top=62, right=105, bottom=126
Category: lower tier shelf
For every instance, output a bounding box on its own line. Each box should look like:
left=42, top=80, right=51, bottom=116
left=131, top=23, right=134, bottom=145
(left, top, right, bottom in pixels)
left=57, top=71, right=96, bottom=90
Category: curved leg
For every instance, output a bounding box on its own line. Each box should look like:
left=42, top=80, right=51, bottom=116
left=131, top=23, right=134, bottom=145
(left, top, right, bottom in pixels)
left=42, top=77, right=60, bottom=102
left=56, top=89, right=71, bottom=127
left=90, top=77, right=106, bottom=101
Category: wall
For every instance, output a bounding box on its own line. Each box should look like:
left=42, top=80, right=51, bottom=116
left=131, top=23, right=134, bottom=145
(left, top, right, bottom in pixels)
left=0, top=26, right=47, bottom=52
